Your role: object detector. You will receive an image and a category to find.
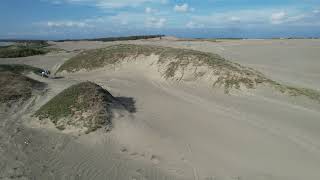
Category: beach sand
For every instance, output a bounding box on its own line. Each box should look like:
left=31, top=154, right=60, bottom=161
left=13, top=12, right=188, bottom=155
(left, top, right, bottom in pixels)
left=1, top=39, right=320, bottom=180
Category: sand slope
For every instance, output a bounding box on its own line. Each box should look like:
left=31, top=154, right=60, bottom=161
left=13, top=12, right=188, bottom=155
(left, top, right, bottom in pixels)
left=1, top=39, right=320, bottom=180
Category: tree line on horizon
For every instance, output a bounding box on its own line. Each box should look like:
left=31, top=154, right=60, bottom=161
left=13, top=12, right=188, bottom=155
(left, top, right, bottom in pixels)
left=54, top=35, right=165, bottom=42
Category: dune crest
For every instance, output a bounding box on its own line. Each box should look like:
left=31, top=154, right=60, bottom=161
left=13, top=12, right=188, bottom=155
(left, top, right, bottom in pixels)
left=57, top=44, right=320, bottom=101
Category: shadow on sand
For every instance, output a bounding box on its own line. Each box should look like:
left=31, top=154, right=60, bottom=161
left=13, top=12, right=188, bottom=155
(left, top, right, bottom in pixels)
left=50, top=76, right=64, bottom=79
left=115, top=96, right=137, bottom=113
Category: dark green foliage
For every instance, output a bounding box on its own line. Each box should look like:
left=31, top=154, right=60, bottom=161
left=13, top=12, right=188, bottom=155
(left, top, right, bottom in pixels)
left=0, top=40, right=49, bottom=46
left=0, top=72, right=46, bottom=103
left=0, top=64, right=43, bottom=75
left=0, top=41, right=50, bottom=58
left=35, top=83, right=84, bottom=122
left=55, top=35, right=164, bottom=42
left=0, top=46, right=47, bottom=58
left=34, top=82, right=115, bottom=133
left=0, top=64, right=46, bottom=103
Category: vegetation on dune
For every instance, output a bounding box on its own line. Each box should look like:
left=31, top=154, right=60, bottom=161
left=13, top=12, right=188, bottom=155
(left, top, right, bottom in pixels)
left=0, top=64, right=46, bottom=105
left=269, top=81, right=320, bottom=102
left=57, top=44, right=320, bottom=102
left=57, top=44, right=237, bottom=72
left=0, top=46, right=47, bottom=58
left=0, top=40, right=49, bottom=46
left=0, top=72, right=46, bottom=103
left=34, top=82, right=116, bottom=133
left=0, top=41, right=52, bottom=58
left=0, top=64, right=43, bottom=75
left=57, top=44, right=268, bottom=93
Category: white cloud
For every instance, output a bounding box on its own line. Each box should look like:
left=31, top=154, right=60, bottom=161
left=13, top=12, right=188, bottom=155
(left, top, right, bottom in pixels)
left=229, top=16, right=241, bottom=22
left=145, top=7, right=157, bottom=14
left=190, top=8, right=320, bottom=28
left=87, top=12, right=166, bottom=28
left=186, top=21, right=203, bottom=28
left=47, top=0, right=161, bottom=8
left=107, top=12, right=146, bottom=26
left=286, top=14, right=306, bottom=23
left=270, top=11, right=307, bottom=25
left=37, top=6, right=320, bottom=34
left=56, top=12, right=165, bottom=29
left=145, top=7, right=152, bottom=13
left=186, top=21, right=195, bottom=28
left=95, top=0, right=149, bottom=8
left=271, top=11, right=286, bottom=24
left=192, top=9, right=269, bottom=28
left=160, top=0, right=168, bottom=4
left=47, top=21, right=89, bottom=27
left=174, top=3, right=191, bottom=13
left=145, top=17, right=166, bottom=28
left=51, top=0, right=62, bottom=4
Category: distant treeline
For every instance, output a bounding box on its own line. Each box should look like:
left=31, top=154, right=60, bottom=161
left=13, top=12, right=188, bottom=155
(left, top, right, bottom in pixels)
left=54, top=35, right=165, bottom=42
left=0, top=39, right=48, bottom=44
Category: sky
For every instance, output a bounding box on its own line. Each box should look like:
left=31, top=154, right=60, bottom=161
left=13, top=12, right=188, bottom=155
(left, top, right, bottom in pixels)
left=1, top=0, right=320, bottom=39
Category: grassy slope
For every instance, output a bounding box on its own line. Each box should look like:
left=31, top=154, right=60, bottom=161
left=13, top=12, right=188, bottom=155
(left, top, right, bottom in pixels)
left=57, top=44, right=320, bottom=102
left=0, top=42, right=52, bottom=58
left=58, top=44, right=268, bottom=92
left=0, top=64, right=46, bottom=105
left=0, top=64, right=43, bottom=75
left=0, top=72, right=46, bottom=103
left=269, top=80, right=320, bottom=102
left=34, top=82, right=115, bottom=133
left=58, top=44, right=228, bottom=72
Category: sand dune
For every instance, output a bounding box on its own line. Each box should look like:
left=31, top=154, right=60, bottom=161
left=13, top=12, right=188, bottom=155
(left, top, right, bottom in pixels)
left=1, top=39, right=320, bottom=180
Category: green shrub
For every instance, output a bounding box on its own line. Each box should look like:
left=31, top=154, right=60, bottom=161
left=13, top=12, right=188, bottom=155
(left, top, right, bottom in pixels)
left=0, top=44, right=49, bottom=58
left=34, top=82, right=115, bottom=133
left=0, top=72, right=46, bottom=103
left=0, top=64, right=43, bottom=75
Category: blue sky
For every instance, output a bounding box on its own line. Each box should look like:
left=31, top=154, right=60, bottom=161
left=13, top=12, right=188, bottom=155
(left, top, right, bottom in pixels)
left=1, top=0, right=320, bottom=39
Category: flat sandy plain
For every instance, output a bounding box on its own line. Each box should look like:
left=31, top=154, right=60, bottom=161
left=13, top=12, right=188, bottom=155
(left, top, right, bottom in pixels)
left=1, top=38, right=320, bottom=180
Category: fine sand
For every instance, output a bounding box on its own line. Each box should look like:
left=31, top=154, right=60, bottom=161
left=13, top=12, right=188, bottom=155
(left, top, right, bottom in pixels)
left=1, top=39, right=320, bottom=180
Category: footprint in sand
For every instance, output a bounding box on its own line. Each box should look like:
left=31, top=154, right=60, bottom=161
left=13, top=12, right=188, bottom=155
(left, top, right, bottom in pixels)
left=130, top=152, right=139, bottom=156
left=120, top=146, right=128, bottom=153
left=150, top=155, right=160, bottom=164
